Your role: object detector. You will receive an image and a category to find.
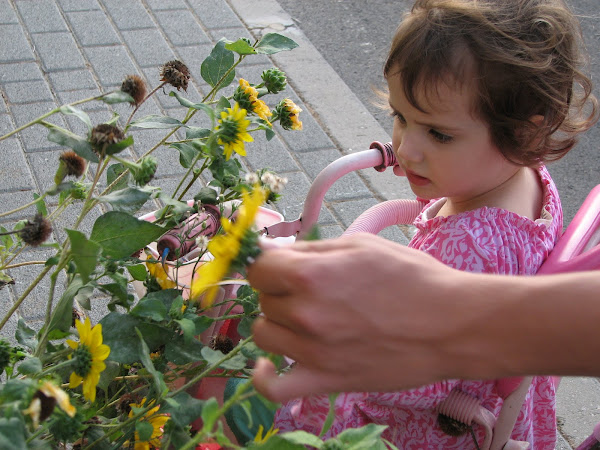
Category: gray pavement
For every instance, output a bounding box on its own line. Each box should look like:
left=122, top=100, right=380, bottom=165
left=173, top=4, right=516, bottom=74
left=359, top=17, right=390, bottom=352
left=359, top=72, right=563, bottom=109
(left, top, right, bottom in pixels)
left=0, top=0, right=596, bottom=448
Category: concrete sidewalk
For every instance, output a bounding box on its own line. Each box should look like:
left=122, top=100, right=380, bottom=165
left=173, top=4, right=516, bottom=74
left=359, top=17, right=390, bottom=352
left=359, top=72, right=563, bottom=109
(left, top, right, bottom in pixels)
left=0, top=0, right=597, bottom=447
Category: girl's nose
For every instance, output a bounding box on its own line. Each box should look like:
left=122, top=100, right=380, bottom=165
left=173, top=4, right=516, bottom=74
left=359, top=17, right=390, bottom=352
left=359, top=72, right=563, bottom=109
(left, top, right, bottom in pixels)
left=394, top=132, right=423, bottom=163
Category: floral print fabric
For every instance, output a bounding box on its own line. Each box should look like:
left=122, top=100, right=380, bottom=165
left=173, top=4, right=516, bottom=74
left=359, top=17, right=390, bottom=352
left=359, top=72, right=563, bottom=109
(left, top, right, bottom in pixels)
left=275, top=166, right=562, bottom=449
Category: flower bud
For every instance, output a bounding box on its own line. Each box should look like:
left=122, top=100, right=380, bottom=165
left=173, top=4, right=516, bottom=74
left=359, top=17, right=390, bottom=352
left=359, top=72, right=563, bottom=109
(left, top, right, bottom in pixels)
left=121, top=74, right=147, bottom=106
left=19, top=214, right=52, bottom=247
left=55, top=151, right=86, bottom=184
left=132, top=156, right=158, bottom=186
left=261, top=68, right=287, bottom=94
left=90, top=124, right=125, bottom=158
left=274, top=99, right=302, bottom=130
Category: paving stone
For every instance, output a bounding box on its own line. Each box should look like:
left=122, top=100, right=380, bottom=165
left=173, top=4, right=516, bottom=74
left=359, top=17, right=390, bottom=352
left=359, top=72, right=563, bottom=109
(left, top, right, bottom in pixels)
left=296, top=148, right=373, bottom=202
left=557, top=377, right=600, bottom=448
left=188, top=0, right=242, bottom=29
left=121, top=28, right=177, bottom=68
left=0, top=0, right=18, bottom=24
left=16, top=0, right=68, bottom=33
left=154, top=9, right=211, bottom=46
left=146, top=0, right=187, bottom=10
left=3, top=79, right=54, bottom=104
left=0, top=62, right=44, bottom=83
left=30, top=32, right=87, bottom=71
left=9, top=101, right=66, bottom=151
left=101, top=0, right=155, bottom=30
left=0, top=24, right=35, bottom=63
left=84, top=45, right=138, bottom=87
left=0, top=138, right=36, bottom=190
left=0, top=113, right=14, bottom=135
left=26, top=149, right=66, bottom=192
left=0, top=189, right=39, bottom=222
left=0, top=96, right=6, bottom=113
left=244, top=131, right=300, bottom=174
left=56, top=88, right=104, bottom=110
left=57, top=0, right=101, bottom=11
left=66, top=10, right=121, bottom=46
left=47, top=69, right=98, bottom=92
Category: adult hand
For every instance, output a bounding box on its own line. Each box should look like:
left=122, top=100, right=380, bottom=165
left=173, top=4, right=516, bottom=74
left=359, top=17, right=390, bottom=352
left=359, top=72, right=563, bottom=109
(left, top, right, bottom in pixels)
left=248, top=233, right=476, bottom=402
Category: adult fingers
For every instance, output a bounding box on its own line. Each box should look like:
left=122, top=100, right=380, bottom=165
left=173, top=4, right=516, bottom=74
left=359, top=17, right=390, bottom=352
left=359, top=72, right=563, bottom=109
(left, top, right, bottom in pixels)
left=252, top=357, right=342, bottom=403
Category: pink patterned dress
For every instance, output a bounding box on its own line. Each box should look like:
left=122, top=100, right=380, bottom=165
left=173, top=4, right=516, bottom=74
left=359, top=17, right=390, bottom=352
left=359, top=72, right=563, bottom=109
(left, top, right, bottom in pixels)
left=275, top=166, right=562, bottom=449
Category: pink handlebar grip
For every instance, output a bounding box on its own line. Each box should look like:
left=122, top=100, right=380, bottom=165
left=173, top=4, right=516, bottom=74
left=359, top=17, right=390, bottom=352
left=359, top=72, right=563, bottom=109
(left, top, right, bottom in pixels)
left=157, top=204, right=221, bottom=260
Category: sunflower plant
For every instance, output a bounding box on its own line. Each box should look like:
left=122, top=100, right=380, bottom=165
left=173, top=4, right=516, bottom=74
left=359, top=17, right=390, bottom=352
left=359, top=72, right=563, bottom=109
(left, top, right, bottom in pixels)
left=0, top=31, right=390, bottom=450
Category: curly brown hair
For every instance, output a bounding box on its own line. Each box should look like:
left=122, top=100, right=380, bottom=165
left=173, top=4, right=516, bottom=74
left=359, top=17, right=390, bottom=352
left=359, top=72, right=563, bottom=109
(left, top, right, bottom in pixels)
left=384, top=0, right=598, bottom=166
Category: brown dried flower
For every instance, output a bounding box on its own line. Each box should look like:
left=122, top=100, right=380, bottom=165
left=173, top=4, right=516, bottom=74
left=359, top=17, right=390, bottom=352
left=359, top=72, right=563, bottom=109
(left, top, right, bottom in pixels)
left=90, top=124, right=125, bottom=157
left=160, top=60, right=190, bottom=91
left=59, top=151, right=86, bottom=178
left=121, top=75, right=147, bottom=106
left=210, top=334, right=234, bottom=354
left=19, top=213, right=52, bottom=247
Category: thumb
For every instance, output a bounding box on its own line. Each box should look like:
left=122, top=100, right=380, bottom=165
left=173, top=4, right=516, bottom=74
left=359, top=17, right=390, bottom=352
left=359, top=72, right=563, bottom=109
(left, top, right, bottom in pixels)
left=252, top=357, right=338, bottom=403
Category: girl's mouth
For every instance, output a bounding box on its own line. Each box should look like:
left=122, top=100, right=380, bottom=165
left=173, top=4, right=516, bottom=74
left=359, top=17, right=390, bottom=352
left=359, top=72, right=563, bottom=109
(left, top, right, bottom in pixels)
left=405, top=169, right=430, bottom=186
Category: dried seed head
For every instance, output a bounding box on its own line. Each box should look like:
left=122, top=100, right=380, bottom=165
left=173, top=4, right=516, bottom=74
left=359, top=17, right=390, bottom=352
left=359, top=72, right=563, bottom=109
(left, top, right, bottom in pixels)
left=210, top=334, right=234, bottom=354
left=19, top=214, right=52, bottom=247
left=59, top=151, right=86, bottom=177
left=121, top=75, right=147, bottom=106
left=90, top=124, right=125, bottom=158
left=160, top=60, right=190, bottom=91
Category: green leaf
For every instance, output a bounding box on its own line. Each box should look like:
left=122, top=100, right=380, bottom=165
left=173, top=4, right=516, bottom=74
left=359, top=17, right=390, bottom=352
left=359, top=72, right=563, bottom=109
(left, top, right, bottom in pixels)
left=200, top=346, right=247, bottom=370
left=97, top=186, right=155, bottom=214
left=106, top=163, right=131, bottom=193
left=0, top=417, right=27, bottom=450
left=335, top=423, right=389, bottom=447
left=90, top=211, right=165, bottom=259
left=174, top=318, right=195, bottom=344
left=15, top=319, right=37, bottom=350
left=185, top=127, right=211, bottom=140
left=33, top=193, right=47, bottom=216
left=155, top=193, right=194, bottom=216
left=135, top=327, right=167, bottom=396
left=136, top=420, right=154, bottom=442
left=131, top=296, right=168, bottom=321
left=225, top=39, right=257, bottom=55
left=105, top=135, right=134, bottom=156
left=65, top=229, right=101, bottom=283
left=162, top=392, right=204, bottom=427
left=97, top=361, right=120, bottom=391
left=201, top=39, right=235, bottom=89
left=17, top=357, right=42, bottom=375
left=101, top=312, right=172, bottom=364
left=169, top=91, right=215, bottom=120
left=60, top=105, right=92, bottom=130
left=254, top=434, right=309, bottom=450
left=216, top=95, right=231, bottom=114
left=47, top=276, right=85, bottom=336
left=255, top=33, right=299, bottom=55
left=200, top=397, right=220, bottom=430
left=127, top=263, right=147, bottom=281
left=265, top=127, right=275, bottom=141
left=319, top=392, right=340, bottom=437
left=170, top=142, right=197, bottom=169
left=129, top=114, right=186, bottom=129
left=101, top=91, right=134, bottom=104
left=164, top=335, right=204, bottom=364
left=47, top=127, right=99, bottom=163
left=237, top=316, right=254, bottom=339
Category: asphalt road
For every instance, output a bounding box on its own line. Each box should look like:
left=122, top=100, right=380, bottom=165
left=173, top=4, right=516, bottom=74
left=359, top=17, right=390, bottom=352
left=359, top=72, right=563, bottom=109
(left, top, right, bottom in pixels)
left=277, top=0, right=600, bottom=225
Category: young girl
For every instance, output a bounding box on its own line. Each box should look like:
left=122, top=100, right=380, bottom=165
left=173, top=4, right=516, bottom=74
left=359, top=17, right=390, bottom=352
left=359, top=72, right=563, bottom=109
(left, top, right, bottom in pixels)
left=273, top=0, right=598, bottom=448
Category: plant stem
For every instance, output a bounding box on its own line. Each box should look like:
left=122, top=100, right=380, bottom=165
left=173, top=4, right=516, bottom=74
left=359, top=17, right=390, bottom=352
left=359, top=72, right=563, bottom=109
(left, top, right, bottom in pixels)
left=0, top=264, right=52, bottom=331
left=1, top=261, right=46, bottom=269
left=0, top=192, right=48, bottom=219
left=125, top=82, right=167, bottom=128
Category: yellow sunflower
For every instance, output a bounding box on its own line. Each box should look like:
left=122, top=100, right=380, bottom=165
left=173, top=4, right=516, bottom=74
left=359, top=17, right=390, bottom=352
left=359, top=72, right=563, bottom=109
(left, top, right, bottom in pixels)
left=66, top=318, right=110, bottom=403
left=237, top=79, right=272, bottom=122
left=216, top=102, right=253, bottom=160
left=145, top=256, right=177, bottom=290
left=190, top=185, right=266, bottom=307
left=23, top=381, right=76, bottom=428
left=128, top=398, right=169, bottom=450
left=275, top=98, right=302, bottom=131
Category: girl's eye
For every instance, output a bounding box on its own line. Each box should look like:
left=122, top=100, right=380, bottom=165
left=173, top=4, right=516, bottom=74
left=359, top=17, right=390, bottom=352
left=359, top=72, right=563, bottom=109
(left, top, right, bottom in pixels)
left=390, top=111, right=406, bottom=124
left=429, top=129, right=453, bottom=143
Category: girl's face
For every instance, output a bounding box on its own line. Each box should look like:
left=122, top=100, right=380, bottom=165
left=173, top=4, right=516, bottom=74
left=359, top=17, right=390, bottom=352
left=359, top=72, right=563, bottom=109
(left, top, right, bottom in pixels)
left=388, top=72, right=520, bottom=210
